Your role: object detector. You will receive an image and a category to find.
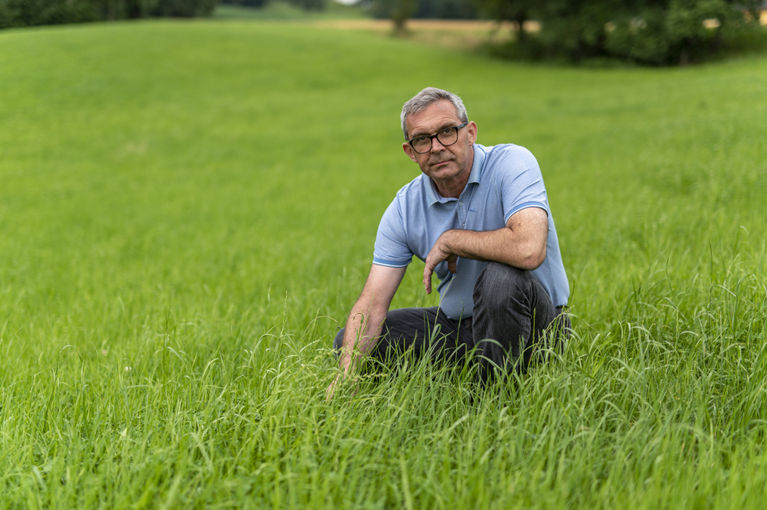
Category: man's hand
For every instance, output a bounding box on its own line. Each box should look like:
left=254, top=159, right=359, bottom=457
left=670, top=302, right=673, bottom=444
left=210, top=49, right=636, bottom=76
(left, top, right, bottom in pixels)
left=423, top=230, right=458, bottom=294
left=422, top=209, right=549, bottom=294
left=325, top=373, right=345, bottom=400
left=326, top=265, right=405, bottom=401
left=326, top=373, right=361, bottom=401
left=326, top=355, right=361, bottom=401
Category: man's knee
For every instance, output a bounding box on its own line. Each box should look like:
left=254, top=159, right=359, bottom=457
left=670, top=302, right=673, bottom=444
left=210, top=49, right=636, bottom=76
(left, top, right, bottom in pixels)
left=333, top=328, right=345, bottom=354
left=473, top=262, right=533, bottom=309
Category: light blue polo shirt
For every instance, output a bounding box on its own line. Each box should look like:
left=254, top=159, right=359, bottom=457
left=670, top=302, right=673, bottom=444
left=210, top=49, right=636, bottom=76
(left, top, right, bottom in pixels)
left=373, top=143, right=569, bottom=319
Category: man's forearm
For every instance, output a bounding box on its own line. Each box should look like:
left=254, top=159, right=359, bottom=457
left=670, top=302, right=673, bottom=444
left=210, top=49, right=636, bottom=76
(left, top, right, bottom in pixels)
left=338, top=305, right=386, bottom=374
left=440, top=227, right=544, bottom=270
left=422, top=208, right=549, bottom=294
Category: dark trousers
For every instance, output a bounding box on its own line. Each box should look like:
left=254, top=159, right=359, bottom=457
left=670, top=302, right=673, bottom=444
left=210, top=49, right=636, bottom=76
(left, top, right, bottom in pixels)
left=333, top=262, right=570, bottom=379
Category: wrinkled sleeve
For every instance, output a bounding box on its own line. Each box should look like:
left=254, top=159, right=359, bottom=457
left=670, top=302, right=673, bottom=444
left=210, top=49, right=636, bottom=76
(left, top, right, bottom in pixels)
left=499, top=146, right=550, bottom=223
left=373, top=198, right=412, bottom=267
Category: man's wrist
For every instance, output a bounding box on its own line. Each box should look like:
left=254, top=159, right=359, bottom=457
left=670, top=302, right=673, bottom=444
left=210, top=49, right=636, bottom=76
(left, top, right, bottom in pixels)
left=442, top=229, right=458, bottom=251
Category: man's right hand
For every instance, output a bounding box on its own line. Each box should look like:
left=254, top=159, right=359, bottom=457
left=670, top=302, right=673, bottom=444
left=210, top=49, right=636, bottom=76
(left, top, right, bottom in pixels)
left=327, top=264, right=406, bottom=400
left=325, top=370, right=360, bottom=400
left=325, top=373, right=342, bottom=400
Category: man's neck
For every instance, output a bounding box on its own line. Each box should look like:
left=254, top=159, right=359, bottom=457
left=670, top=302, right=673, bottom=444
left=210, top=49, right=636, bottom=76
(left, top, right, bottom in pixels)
left=433, top=174, right=469, bottom=199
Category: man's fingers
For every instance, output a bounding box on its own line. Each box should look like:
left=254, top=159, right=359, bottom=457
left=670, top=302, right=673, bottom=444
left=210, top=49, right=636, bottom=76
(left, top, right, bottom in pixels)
left=423, top=265, right=433, bottom=294
left=447, top=254, right=457, bottom=273
left=325, top=376, right=339, bottom=401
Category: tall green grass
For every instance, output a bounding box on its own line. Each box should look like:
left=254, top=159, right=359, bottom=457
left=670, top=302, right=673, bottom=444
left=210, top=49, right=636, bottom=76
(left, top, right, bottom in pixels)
left=1, top=19, right=766, bottom=508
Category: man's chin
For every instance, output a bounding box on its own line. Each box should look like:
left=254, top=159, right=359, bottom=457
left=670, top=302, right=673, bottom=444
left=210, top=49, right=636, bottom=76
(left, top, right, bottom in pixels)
left=428, top=162, right=455, bottom=176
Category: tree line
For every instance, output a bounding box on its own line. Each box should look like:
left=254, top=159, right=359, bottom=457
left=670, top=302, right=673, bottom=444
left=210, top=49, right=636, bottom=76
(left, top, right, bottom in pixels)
left=484, top=0, right=766, bottom=65
left=371, top=0, right=766, bottom=65
left=0, top=0, right=219, bottom=28
left=0, top=0, right=482, bottom=29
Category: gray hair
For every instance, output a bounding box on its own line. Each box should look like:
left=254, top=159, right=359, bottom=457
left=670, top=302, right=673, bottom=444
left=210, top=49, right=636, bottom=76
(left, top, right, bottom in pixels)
left=400, top=87, right=469, bottom=140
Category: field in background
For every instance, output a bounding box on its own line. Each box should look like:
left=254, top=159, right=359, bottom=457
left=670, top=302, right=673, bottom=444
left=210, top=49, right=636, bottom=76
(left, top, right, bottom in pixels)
left=1, top=18, right=766, bottom=508
left=213, top=1, right=367, bottom=20
left=213, top=2, right=515, bottom=48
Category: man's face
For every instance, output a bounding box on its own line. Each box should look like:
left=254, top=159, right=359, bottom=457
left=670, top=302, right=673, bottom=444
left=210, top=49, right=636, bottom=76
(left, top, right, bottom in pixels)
left=402, top=99, right=478, bottom=185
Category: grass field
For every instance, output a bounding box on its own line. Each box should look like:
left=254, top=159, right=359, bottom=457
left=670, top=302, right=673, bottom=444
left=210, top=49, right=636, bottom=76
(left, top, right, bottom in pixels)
left=1, top=17, right=766, bottom=508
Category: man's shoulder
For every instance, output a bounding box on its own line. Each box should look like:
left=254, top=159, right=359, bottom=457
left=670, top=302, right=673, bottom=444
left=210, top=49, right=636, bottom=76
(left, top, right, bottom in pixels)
left=480, top=143, right=538, bottom=169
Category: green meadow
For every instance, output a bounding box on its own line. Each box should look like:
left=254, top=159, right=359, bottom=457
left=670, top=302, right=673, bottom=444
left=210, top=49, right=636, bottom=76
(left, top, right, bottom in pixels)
left=1, top=18, right=766, bottom=508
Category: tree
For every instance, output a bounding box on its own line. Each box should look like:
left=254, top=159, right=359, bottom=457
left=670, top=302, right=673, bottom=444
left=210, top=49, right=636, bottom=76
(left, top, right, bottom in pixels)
left=0, top=0, right=220, bottom=27
left=369, top=0, right=417, bottom=34
left=151, top=0, right=219, bottom=17
left=480, top=0, right=764, bottom=65
left=220, top=0, right=269, bottom=6
left=413, top=0, right=477, bottom=19
left=286, top=0, right=325, bottom=10
left=479, top=0, right=536, bottom=42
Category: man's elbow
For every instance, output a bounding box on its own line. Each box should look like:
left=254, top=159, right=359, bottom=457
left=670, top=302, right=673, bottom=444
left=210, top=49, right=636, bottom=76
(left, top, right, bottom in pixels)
left=516, top=244, right=546, bottom=270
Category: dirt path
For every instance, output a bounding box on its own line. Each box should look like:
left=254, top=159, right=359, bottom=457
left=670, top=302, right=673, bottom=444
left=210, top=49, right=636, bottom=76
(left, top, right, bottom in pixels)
left=310, top=18, right=525, bottom=49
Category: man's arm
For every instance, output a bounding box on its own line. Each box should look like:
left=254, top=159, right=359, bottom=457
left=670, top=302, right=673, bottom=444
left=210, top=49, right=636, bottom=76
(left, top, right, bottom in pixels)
left=423, top=207, right=548, bottom=293
left=326, top=264, right=406, bottom=399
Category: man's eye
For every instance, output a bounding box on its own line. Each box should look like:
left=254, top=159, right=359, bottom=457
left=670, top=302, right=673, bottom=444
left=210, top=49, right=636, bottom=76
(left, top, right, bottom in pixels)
left=438, top=127, right=454, bottom=136
left=413, top=136, right=429, bottom=145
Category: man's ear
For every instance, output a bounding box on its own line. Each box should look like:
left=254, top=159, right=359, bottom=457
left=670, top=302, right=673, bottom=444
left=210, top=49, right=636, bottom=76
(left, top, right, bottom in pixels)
left=402, top=142, right=417, bottom=162
left=467, top=121, right=478, bottom=144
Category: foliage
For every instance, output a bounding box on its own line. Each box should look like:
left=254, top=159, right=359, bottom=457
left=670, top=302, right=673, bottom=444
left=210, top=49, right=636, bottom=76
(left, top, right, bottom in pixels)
left=368, top=0, right=417, bottom=32
left=411, top=0, right=478, bottom=19
left=151, top=0, right=219, bottom=16
left=480, top=0, right=767, bottom=65
left=366, top=0, right=478, bottom=32
left=220, top=0, right=270, bottom=7
left=0, top=0, right=219, bottom=28
left=478, top=0, right=535, bottom=40
left=221, top=0, right=326, bottom=12
left=287, top=0, right=325, bottom=10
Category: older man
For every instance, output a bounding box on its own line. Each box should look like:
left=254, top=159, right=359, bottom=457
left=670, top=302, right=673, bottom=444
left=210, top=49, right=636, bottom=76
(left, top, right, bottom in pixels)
left=327, top=87, right=569, bottom=396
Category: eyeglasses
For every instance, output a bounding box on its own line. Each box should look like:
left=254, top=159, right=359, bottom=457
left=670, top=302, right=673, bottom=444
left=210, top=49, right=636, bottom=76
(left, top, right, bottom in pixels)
left=408, top=121, right=468, bottom=154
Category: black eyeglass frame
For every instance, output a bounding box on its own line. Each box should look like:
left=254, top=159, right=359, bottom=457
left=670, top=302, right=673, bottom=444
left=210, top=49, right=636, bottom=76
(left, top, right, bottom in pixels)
left=407, top=121, right=469, bottom=154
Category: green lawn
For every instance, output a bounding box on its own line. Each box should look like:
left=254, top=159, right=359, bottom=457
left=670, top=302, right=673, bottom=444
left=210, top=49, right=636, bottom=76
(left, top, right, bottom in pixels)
left=1, top=19, right=766, bottom=508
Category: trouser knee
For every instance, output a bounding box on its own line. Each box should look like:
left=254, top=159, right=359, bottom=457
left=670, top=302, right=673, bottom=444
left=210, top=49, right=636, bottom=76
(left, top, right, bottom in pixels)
left=333, top=328, right=344, bottom=354
left=473, top=262, right=533, bottom=312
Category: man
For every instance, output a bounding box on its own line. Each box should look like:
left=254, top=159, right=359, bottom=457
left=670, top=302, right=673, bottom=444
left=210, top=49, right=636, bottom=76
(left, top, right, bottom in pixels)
left=327, top=87, right=569, bottom=397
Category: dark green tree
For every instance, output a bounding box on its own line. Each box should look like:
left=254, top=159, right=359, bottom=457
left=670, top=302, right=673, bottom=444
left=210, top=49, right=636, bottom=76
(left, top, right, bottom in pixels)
left=151, top=0, right=218, bottom=16
left=0, top=0, right=220, bottom=27
left=413, top=0, right=477, bottom=19
left=220, top=0, right=269, bottom=6
left=285, top=0, right=325, bottom=10
left=369, top=0, right=417, bottom=34
left=479, top=0, right=764, bottom=65
left=479, top=0, right=536, bottom=41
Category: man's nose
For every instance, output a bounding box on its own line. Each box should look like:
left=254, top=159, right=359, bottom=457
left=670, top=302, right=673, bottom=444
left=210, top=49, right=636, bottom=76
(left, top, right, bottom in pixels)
left=430, top=137, right=446, bottom=152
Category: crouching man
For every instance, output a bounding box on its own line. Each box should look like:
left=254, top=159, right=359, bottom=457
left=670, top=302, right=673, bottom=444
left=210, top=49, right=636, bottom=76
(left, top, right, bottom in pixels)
left=327, top=87, right=570, bottom=398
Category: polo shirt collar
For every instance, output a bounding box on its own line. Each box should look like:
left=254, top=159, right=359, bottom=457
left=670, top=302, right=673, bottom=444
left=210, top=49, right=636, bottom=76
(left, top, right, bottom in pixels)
left=424, top=144, right=484, bottom=205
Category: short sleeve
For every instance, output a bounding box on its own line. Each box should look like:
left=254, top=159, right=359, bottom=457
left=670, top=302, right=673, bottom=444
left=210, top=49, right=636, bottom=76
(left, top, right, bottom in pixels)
left=373, top=198, right=413, bottom=267
left=498, top=147, right=550, bottom=222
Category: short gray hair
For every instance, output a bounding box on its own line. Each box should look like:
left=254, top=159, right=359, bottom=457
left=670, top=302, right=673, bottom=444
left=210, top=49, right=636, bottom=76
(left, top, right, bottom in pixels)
left=400, top=87, right=469, bottom=140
